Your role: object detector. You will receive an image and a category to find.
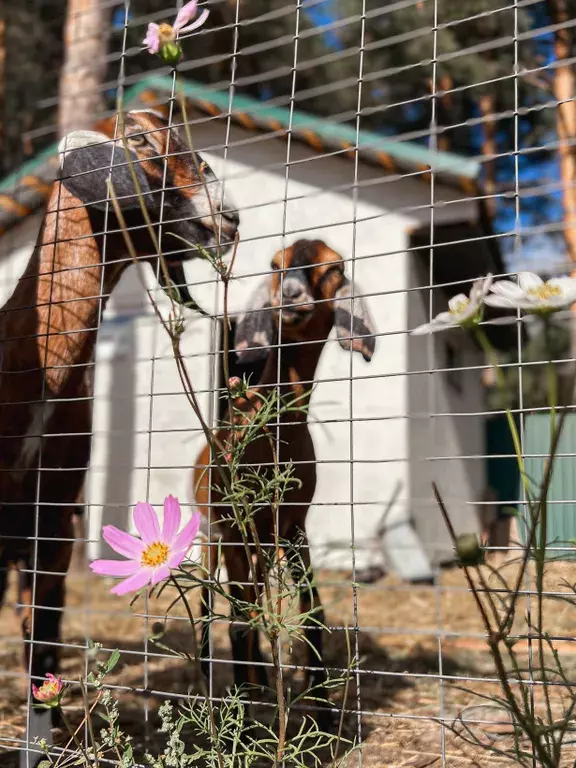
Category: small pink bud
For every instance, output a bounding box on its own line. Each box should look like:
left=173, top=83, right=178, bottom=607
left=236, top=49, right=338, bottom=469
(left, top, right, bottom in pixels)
left=228, top=376, right=243, bottom=397
left=224, top=452, right=232, bottom=463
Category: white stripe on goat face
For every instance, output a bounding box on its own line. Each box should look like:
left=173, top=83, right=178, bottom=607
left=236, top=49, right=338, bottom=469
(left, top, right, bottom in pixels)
left=194, top=178, right=238, bottom=234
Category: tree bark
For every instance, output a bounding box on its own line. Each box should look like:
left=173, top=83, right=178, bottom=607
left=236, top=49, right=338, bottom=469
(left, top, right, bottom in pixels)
left=58, top=0, right=110, bottom=138
left=546, top=0, right=576, bottom=374
left=437, top=75, right=453, bottom=153
left=479, top=93, right=497, bottom=221
left=0, top=18, right=4, bottom=161
left=548, top=0, right=576, bottom=263
left=59, top=0, right=110, bottom=569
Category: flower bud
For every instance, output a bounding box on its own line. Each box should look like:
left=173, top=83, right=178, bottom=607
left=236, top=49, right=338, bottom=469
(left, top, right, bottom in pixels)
left=228, top=376, right=243, bottom=398
left=455, top=533, right=484, bottom=567
left=159, top=41, right=183, bottom=65
left=32, top=673, right=63, bottom=708
left=151, top=621, right=165, bottom=638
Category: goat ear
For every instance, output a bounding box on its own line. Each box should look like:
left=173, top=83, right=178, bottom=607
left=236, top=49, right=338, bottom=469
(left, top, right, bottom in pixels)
left=334, top=279, right=376, bottom=362
left=234, top=276, right=275, bottom=363
left=58, top=131, right=151, bottom=211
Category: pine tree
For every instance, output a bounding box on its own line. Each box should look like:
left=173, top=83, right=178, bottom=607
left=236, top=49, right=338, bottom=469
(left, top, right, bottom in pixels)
left=59, top=0, right=111, bottom=137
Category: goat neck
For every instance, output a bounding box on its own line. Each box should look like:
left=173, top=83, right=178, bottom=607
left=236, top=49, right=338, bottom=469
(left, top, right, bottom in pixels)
left=0, top=182, right=125, bottom=397
left=245, top=316, right=333, bottom=423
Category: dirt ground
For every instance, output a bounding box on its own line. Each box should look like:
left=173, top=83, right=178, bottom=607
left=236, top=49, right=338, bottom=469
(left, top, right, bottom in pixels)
left=1, top=556, right=576, bottom=767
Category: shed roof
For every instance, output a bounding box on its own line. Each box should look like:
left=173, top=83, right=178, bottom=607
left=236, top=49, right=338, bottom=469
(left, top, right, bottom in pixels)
left=0, top=75, right=481, bottom=238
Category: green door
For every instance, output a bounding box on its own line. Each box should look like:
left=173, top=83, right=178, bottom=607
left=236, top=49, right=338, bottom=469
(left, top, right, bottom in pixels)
left=520, top=413, right=576, bottom=559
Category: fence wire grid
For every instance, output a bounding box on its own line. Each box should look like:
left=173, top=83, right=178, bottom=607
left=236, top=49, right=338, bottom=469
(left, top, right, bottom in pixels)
left=2, top=0, right=576, bottom=766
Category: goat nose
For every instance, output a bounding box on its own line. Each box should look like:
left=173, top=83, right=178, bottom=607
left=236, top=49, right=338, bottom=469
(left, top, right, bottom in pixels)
left=282, top=279, right=305, bottom=300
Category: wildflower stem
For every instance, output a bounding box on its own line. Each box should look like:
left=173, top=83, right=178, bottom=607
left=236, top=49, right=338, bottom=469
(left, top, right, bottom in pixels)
left=57, top=705, right=87, bottom=762
left=534, top=320, right=559, bottom=736
left=266, top=433, right=287, bottom=762
left=53, top=692, right=103, bottom=768
left=79, top=679, right=99, bottom=768
left=169, top=573, right=225, bottom=768
left=474, top=327, right=529, bottom=495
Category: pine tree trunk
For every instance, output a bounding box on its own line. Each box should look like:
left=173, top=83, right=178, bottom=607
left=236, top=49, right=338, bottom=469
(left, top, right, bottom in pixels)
left=549, top=0, right=576, bottom=262
left=58, top=0, right=110, bottom=138
left=59, top=0, right=110, bottom=570
left=479, top=93, right=497, bottom=220
left=547, top=0, right=576, bottom=375
left=0, top=19, right=4, bottom=164
left=437, top=75, right=453, bottom=153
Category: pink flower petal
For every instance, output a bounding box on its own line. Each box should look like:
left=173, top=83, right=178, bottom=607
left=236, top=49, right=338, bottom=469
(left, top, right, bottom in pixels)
left=150, top=565, right=171, bottom=586
left=163, top=495, right=182, bottom=544
left=103, top=526, right=145, bottom=559
left=133, top=502, right=161, bottom=544
left=143, top=22, right=160, bottom=54
left=172, top=512, right=201, bottom=553
left=167, top=549, right=188, bottom=569
left=176, top=7, right=209, bottom=34
left=110, top=569, right=152, bottom=596
left=173, top=0, right=199, bottom=31
left=90, top=559, right=140, bottom=577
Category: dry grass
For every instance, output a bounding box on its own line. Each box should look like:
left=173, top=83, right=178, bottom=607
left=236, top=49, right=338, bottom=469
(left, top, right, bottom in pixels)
left=0, top=554, right=575, bottom=766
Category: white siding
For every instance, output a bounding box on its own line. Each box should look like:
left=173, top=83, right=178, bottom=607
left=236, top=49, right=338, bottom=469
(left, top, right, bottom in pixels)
left=407, top=254, right=484, bottom=565
left=0, top=122, right=480, bottom=570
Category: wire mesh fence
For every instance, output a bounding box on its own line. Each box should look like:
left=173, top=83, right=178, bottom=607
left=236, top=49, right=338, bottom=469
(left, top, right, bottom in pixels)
left=2, top=0, right=576, bottom=766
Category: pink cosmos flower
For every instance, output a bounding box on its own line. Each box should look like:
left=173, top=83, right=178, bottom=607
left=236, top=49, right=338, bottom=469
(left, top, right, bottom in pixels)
left=32, top=673, right=63, bottom=707
left=90, top=496, right=200, bottom=596
left=143, top=1, right=210, bottom=56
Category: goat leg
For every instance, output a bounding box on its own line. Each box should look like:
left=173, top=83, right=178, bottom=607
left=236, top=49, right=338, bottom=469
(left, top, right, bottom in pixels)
left=285, top=527, right=332, bottom=731
left=19, top=534, right=72, bottom=768
left=226, top=549, right=268, bottom=694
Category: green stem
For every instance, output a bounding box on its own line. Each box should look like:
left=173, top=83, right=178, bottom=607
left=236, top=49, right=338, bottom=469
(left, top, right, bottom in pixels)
left=79, top=681, right=99, bottom=768
left=57, top=706, right=87, bottom=763
left=475, top=328, right=529, bottom=494
left=170, top=574, right=225, bottom=768
left=535, top=321, right=559, bottom=740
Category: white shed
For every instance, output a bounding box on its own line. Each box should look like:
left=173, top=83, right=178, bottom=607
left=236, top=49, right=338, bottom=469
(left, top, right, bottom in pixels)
left=0, top=77, right=511, bottom=577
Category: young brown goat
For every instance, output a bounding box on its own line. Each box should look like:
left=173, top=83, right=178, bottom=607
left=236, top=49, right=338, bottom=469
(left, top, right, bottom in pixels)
left=193, top=239, right=376, bottom=720
left=1, top=110, right=239, bottom=767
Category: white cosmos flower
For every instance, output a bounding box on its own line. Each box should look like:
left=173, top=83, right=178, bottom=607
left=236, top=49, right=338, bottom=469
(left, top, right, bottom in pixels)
left=411, top=275, right=493, bottom=335
left=484, top=272, right=576, bottom=315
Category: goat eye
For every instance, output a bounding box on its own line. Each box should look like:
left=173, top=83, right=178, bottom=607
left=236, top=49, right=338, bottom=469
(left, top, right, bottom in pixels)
left=128, top=134, right=146, bottom=147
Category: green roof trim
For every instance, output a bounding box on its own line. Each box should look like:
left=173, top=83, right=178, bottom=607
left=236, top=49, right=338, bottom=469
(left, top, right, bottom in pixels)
left=0, top=74, right=481, bottom=237
left=0, top=143, right=59, bottom=194
left=134, top=75, right=480, bottom=182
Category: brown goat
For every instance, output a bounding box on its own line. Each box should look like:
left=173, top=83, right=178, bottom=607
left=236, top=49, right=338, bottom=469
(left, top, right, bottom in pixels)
left=193, top=239, right=376, bottom=722
left=1, top=110, right=239, bottom=768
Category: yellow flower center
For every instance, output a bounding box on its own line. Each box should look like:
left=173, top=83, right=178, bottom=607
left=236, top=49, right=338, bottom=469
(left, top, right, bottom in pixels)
left=40, top=681, right=59, bottom=697
left=449, top=297, right=470, bottom=316
left=141, top=541, right=170, bottom=568
left=158, top=23, right=176, bottom=44
left=527, top=283, right=562, bottom=301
